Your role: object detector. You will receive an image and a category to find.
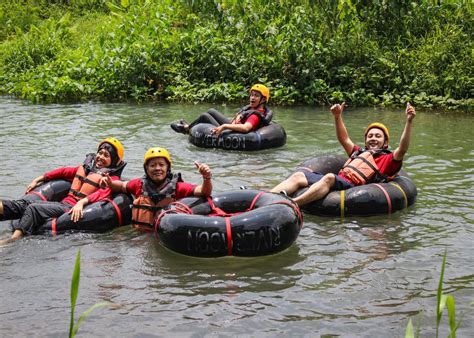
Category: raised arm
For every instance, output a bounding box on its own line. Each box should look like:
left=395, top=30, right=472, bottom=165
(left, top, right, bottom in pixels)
left=393, top=103, right=416, bottom=161
left=331, top=102, right=354, bottom=156
left=192, top=161, right=213, bottom=197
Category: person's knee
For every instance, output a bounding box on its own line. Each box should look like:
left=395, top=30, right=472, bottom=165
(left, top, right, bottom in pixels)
left=0, top=200, right=17, bottom=219
left=289, top=172, right=308, bottom=188
left=22, top=204, right=36, bottom=219
left=322, top=173, right=336, bottom=187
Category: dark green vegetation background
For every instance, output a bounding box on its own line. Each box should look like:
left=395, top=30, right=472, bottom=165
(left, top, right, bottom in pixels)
left=0, top=0, right=472, bottom=109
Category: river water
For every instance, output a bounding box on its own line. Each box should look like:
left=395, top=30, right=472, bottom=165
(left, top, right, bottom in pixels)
left=0, top=97, right=472, bottom=337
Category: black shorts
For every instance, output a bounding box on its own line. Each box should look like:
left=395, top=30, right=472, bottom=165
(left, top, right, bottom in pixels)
left=303, top=172, right=354, bottom=191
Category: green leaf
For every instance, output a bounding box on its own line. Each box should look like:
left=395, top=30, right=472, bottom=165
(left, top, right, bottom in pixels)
left=71, top=302, right=112, bottom=337
left=439, top=294, right=448, bottom=314
left=58, top=12, right=71, bottom=26
left=121, top=0, right=130, bottom=9
left=106, top=2, right=125, bottom=14
left=405, top=318, right=414, bottom=338
left=69, top=250, right=81, bottom=338
left=436, top=249, right=447, bottom=329
left=446, top=295, right=457, bottom=338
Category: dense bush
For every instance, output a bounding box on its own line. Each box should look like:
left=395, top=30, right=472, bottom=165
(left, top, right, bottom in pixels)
left=0, top=0, right=472, bottom=110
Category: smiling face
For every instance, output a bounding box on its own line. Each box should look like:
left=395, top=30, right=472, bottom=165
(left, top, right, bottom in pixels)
left=145, top=157, right=170, bottom=184
left=365, top=127, right=387, bottom=150
left=95, top=148, right=113, bottom=169
left=249, top=90, right=265, bottom=108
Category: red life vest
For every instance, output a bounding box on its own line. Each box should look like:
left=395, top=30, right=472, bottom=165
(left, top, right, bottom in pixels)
left=131, top=174, right=182, bottom=231
left=339, top=149, right=395, bottom=186
left=68, top=153, right=126, bottom=201
left=236, top=105, right=273, bottom=129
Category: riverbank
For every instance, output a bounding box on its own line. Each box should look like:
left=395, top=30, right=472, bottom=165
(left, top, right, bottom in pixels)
left=0, top=1, right=472, bottom=110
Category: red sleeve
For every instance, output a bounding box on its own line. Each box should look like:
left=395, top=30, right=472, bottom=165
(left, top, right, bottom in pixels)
left=44, top=166, right=80, bottom=182
left=86, top=175, right=120, bottom=204
left=244, top=114, right=262, bottom=131
left=125, top=178, right=143, bottom=197
left=175, top=181, right=197, bottom=199
left=376, top=153, right=402, bottom=177
left=350, top=144, right=361, bottom=156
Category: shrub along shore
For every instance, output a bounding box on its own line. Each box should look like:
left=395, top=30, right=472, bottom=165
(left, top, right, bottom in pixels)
left=0, top=1, right=472, bottom=110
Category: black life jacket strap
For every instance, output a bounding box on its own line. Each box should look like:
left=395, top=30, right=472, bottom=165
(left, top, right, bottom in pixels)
left=132, top=204, right=162, bottom=212
left=344, top=165, right=369, bottom=182
left=70, top=190, right=87, bottom=199
left=346, top=155, right=379, bottom=173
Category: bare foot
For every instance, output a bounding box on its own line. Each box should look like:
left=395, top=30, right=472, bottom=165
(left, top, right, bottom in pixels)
left=11, top=229, right=23, bottom=241
left=0, top=237, right=15, bottom=246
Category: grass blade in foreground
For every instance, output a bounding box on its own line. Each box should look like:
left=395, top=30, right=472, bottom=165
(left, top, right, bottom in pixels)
left=69, top=249, right=112, bottom=338
left=69, top=250, right=81, bottom=338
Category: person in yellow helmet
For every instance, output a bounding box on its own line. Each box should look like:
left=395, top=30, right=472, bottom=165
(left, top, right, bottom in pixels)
left=0, top=138, right=126, bottom=242
left=271, top=102, right=416, bottom=206
left=101, top=147, right=212, bottom=231
left=170, top=84, right=274, bottom=136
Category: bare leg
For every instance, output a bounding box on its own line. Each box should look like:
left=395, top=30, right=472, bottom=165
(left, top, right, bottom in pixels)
left=0, top=200, right=3, bottom=216
left=270, top=172, right=309, bottom=195
left=293, top=173, right=336, bottom=206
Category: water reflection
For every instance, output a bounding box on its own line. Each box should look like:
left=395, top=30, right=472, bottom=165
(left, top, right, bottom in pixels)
left=143, top=236, right=305, bottom=294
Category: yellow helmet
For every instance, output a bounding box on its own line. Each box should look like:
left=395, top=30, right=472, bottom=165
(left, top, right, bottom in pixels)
left=365, top=122, right=390, bottom=144
left=144, top=147, right=172, bottom=165
left=250, top=84, right=270, bottom=103
left=98, top=137, right=124, bottom=163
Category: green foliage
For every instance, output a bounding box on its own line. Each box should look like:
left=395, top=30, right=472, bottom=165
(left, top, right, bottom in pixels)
left=0, top=0, right=472, bottom=109
left=0, top=0, right=108, bottom=40
left=435, top=250, right=462, bottom=338
left=405, top=250, right=472, bottom=338
left=405, top=319, right=414, bottom=338
left=69, top=250, right=111, bottom=338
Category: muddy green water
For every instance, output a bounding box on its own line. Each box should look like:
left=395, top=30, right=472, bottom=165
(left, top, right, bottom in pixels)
left=0, top=97, right=472, bottom=337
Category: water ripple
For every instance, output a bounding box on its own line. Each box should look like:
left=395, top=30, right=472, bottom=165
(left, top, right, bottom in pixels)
left=1, top=99, right=473, bottom=337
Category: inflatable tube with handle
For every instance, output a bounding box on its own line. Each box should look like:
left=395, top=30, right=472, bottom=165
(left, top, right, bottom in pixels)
left=292, top=154, right=417, bottom=216
left=22, top=179, right=71, bottom=203
left=10, top=180, right=132, bottom=235
left=188, top=123, right=286, bottom=151
left=156, top=190, right=302, bottom=257
left=40, top=193, right=132, bottom=235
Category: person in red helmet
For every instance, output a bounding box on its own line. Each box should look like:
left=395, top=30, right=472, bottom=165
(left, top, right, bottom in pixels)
left=101, top=147, right=212, bottom=232
left=271, top=102, right=416, bottom=206
left=0, top=138, right=126, bottom=242
left=170, top=84, right=274, bottom=136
